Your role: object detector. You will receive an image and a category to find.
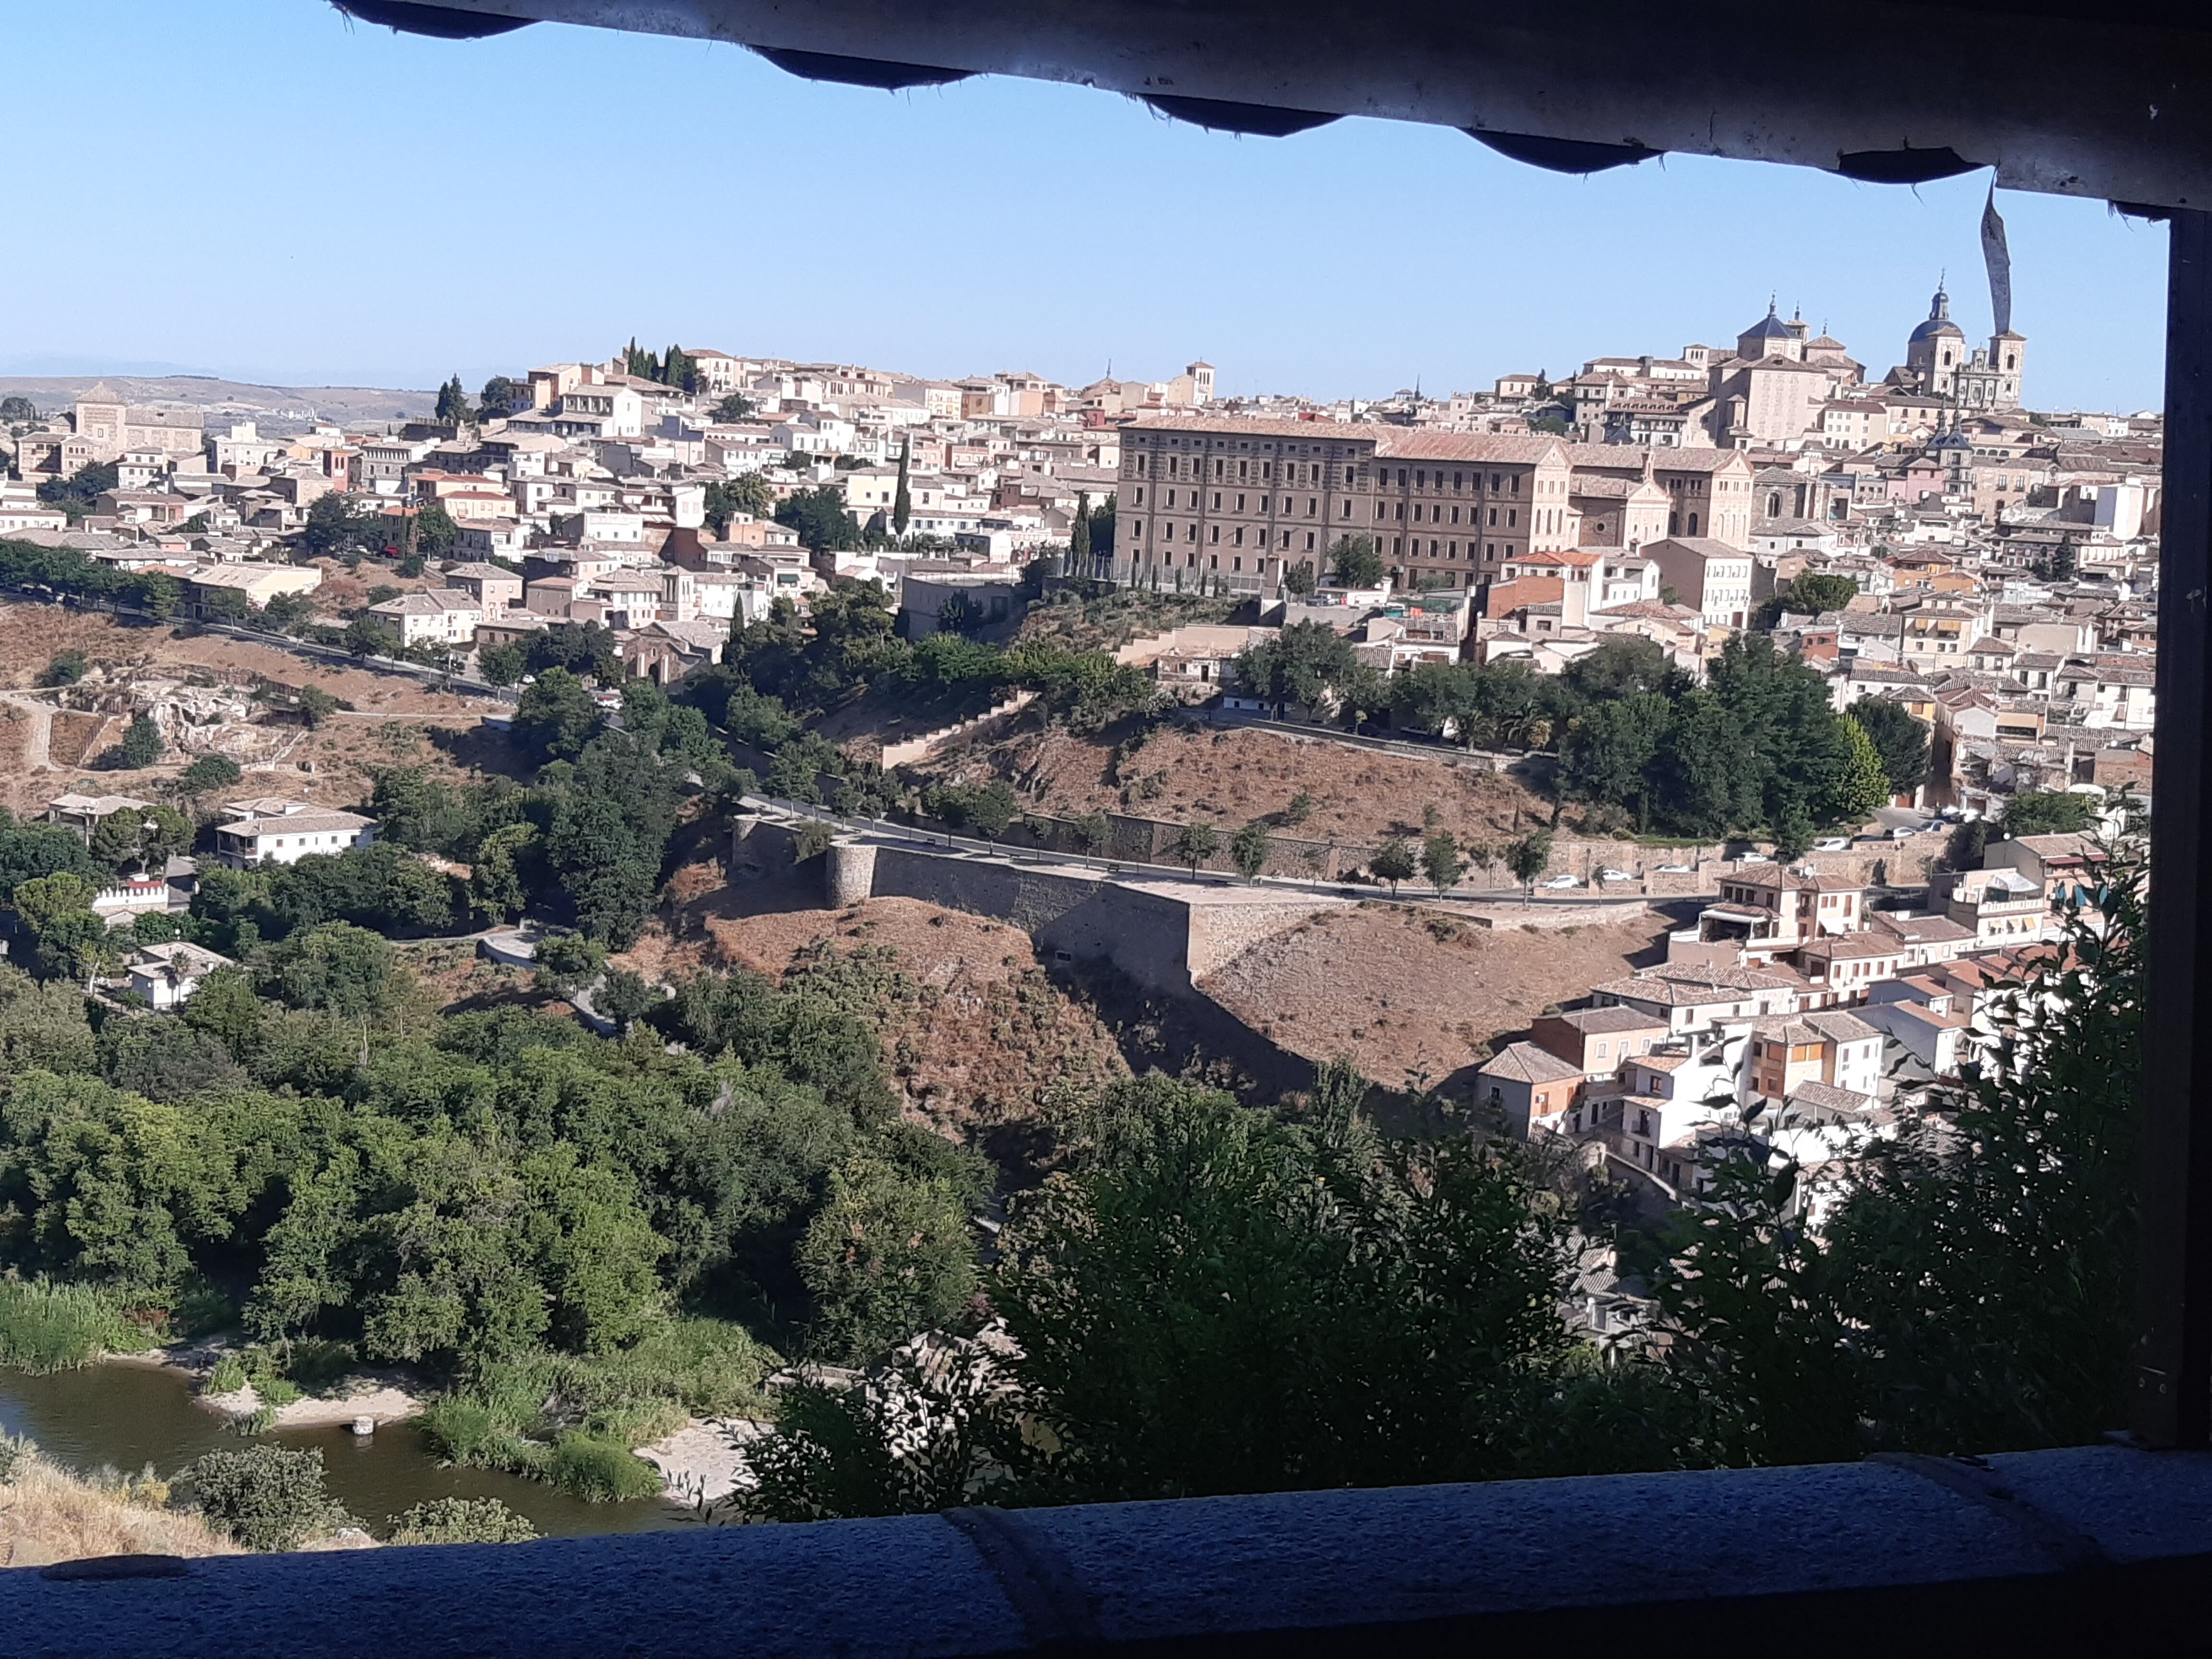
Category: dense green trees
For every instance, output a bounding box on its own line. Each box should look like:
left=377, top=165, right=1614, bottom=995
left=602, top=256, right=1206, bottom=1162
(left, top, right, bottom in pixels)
left=690, top=589, right=1148, bottom=768
left=0, top=941, right=984, bottom=1389
left=92, top=715, right=163, bottom=772
left=1753, top=571, right=1859, bottom=628
left=477, top=640, right=526, bottom=686
left=514, top=667, right=604, bottom=763
left=1236, top=621, right=1360, bottom=719
left=0, top=813, right=101, bottom=903
left=0, top=534, right=182, bottom=616
left=433, top=376, right=473, bottom=425
left=478, top=376, right=523, bottom=420
left=187, top=842, right=461, bottom=953
left=411, top=501, right=462, bottom=561
left=175, top=753, right=244, bottom=800
left=36, top=462, right=119, bottom=525
left=87, top=801, right=189, bottom=875
left=364, top=715, right=698, bottom=948
left=702, top=474, right=776, bottom=537
left=1833, top=718, right=1894, bottom=823
left=753, top=851, right=2150, bottom=1519
left=776, top=485, right=864, bottom=552
left=2002, top=789, right=2100, bottom=837
left=299, top=493, right=378, bottom=557
left=1555, top=635, right=1875, bottom=838
left=1848, top=697, right=1930, bottom=800
left=752, top=1074, right=1625, bottom=1517
left=922, top=781, right=1018, bottom=839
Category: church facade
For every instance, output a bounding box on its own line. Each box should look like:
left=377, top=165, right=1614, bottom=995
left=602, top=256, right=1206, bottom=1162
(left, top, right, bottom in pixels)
left=1894, top=284, right=2025, bottom=409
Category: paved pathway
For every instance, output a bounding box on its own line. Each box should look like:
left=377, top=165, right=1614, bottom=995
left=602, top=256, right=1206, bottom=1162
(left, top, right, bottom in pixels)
left=0, top=691, right=57, bottom=770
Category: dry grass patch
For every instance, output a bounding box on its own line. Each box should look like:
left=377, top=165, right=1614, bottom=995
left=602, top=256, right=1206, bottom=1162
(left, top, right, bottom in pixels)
left=0, top=1455, right=238, bottom=1569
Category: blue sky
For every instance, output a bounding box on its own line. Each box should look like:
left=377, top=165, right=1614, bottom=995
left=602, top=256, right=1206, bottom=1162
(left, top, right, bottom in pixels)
left=0, top=0, right=2170, bottom=411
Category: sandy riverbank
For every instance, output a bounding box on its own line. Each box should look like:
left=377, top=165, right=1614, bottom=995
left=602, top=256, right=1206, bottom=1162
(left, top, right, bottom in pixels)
left=634, top=1418, right=772, bottom=1507
left=119, top=1346, right=770, bottom=1505
left=110, top=1346, right=428, bottom=1432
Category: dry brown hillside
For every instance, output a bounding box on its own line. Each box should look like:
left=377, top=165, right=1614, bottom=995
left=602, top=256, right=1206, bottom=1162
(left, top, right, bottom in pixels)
left=954, top=722, right=1549, bottom=848
left=0, top=602, right=513, bottom=816
left=1200, top=902, right=1670, bottom=1094
left=0, top=1455, right=238, bottom=1568
left=624, top=854, right=1131, bottom=1149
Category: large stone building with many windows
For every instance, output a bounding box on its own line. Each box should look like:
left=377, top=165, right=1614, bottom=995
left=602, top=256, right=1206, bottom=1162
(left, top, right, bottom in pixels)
left=1113, top=416, right=1755, bottom=592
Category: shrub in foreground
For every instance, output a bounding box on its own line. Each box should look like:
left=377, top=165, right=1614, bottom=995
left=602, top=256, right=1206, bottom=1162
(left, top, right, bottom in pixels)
left=388, top=1496, right=539, bottom=1545
left=547, top=1434, right=663, bottom=1502
left=182, top=1445, right=350, bottom=1551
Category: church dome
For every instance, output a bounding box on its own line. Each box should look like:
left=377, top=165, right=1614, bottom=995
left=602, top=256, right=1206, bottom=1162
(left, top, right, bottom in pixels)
left=1910, top=282, right=1964, bottom=343
left=1739, top=301, right=1794, bottom=342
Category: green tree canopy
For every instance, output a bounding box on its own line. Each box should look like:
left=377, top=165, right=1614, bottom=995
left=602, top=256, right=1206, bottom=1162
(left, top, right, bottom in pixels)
left=1505, top=830, right=1553, bottom=900
left=1328, top=535, right=1384, bottom=588
left=1754, top=570, right=1859, bottom=628
left=514, top=668, right=604, bottom=764
left=1369, top=837, right=1416, bottom=894
left=1831, top=717, right=1895, bottom=826
left=1236, top=621, right=1360, bottom=717
left=1170, top=820, right=1222, bottom=873
left=433, top=376, right=473, bottom=425
left=1420, top=830, right=1466, bottom=896
left=776, top=485, right=863, bottom=552
left=1229, top=820, right=1271, bottom=881
left=37, top=649, right=88, bottom=688
left=2002, top=790, right=2100, bottom=837
left=1848, top=697, right=1930, bottom=800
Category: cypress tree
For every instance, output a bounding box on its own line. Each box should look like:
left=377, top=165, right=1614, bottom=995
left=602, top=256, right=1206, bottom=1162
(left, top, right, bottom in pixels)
left=1070, top=491, right=1091, bottom=568
left=892, top=441, right=912, bottom=535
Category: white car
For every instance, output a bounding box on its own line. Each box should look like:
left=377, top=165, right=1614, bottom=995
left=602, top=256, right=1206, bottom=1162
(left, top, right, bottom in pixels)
left=1738, top=852, right=1772, bottom=864
left=1542, top=874, right=1583, bottom=889
left=1888, top=824, right=1921, bottom=841
left=1655, top=863, right=1694, bottom=874
left=1813, top=837, right=1850, bottom=853
left=1599, top=867, right=1635, bottom=882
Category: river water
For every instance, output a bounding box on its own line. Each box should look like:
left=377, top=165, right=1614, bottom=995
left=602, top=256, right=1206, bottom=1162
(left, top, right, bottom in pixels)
left=0, top=1361, right=690, bottom=1539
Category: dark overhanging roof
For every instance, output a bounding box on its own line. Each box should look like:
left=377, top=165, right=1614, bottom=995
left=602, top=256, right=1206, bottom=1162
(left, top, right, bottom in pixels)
left=334, top=0, right=2212, bottom=208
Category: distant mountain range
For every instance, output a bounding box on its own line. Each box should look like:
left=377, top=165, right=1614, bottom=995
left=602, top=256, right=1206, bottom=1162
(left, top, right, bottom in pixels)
left=0, top=374, right=436, bottom=434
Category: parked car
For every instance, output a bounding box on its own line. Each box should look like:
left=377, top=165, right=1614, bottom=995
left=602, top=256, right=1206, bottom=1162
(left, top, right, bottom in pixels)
left=1542, top=874, right=1583, bottom=889
left=1813, top=837, right=1851, bottom=853
left=1599, top=867, right=1635, bottom=882
left=1888, top=823, right=1921, bottom=841
left=1654, top=863, right=1694, bottom=874
left=1738, top=852, right=1772, bottom=864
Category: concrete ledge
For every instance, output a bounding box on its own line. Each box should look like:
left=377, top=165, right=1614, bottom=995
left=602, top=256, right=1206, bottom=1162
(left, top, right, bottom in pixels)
left=3, top=1446, right=2208, bottom=1657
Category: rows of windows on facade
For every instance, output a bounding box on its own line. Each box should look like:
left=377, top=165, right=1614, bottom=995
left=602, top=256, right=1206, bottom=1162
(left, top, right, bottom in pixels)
left=1118, top=284, right=2033, bottom=612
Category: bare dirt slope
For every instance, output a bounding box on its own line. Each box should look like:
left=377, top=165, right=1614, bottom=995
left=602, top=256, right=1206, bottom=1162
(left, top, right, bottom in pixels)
left=1200, top=902, right=1671, bottom=1094
left=624, top=854, right=1131, bottom=1148
left=969, top=722, right=1549, bottom=848
left=0, top=603, right=512, bottom=815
